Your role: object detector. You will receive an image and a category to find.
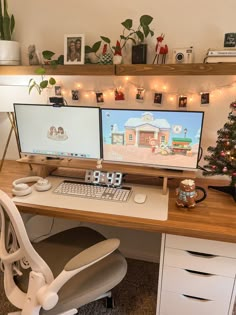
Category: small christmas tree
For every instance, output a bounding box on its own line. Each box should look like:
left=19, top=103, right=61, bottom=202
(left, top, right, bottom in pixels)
left=203, top=100, right=236, bottom=201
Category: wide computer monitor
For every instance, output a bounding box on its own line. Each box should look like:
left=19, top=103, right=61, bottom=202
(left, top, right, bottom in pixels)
left=101, top=108, right=204, bottom=171
left=14, top=104, right=102, bottom=159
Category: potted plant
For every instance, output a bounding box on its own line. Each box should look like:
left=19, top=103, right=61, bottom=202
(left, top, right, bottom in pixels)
left=0, top=0, right=20, bottom=65
left=85, top=15, right=154, bottom=64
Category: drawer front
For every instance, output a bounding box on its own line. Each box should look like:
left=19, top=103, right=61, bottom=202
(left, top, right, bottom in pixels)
left=162, top=265, right=234, bottom=301
left=164, top=247, right=236, bottom=277
left=160, top=290, right=229, bottom=315
left=166, top=234, right=236, bottom=258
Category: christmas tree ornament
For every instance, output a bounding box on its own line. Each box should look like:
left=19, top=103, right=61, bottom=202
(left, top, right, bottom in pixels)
left=203, top=101, right=236, bottom=201
left=99, top=44, right=113, bottom=65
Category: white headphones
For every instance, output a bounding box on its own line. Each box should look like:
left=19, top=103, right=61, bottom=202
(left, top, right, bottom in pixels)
left=12, top=176, right=52, bottom=196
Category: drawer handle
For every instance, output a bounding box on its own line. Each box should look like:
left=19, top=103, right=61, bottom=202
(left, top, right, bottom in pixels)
left=186, top=250, right=218, bottom=258
left=182, top=294, right=211, bottom=302
left=185, top=269, right=213, bottom=276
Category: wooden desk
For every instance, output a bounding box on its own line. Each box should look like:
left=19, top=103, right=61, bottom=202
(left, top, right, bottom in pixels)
left=1, top=160, right=236, bottom=314
left=1, top=160, right=235, bottom=244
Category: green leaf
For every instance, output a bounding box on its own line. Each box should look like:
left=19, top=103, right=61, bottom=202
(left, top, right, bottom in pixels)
left=10, top=14, right=15, bottom=36
left=92, top=41, right=102, bottom=53
left=150, top=29, right=154, bottom=37
left=121, top=19, right=132, bottom=30
left=49, top=77, right=56, bottom=85
left=85, top=45, right=92, bottom=54
left=140, top=15, right=153, bottom=26
left=28, top=83, right=36, bottom=94
left=120, top=35, right=126, bottom=40
left=57, top=55, right=64, bottom=65
left=40, top=80, right=48, bottom=89
left=100, top=36, right=111, bottom=44
left=42, top=50, right=55, bottom=60
left=35, top=67, right=46, bottom=75
left=142, top=25, right=149, bottom=38
left=136, top=31, right=144, bottom=42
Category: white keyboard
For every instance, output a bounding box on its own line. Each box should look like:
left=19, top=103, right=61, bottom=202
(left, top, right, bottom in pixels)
left=53, top=180, right=132, bottom=202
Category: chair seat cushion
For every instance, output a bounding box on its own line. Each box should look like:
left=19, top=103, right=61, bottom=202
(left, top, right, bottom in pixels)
left=15, top=227, right=127, bottom=314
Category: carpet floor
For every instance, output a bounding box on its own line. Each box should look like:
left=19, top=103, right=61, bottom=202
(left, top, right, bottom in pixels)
left=0, top=258, right=158, bottom=315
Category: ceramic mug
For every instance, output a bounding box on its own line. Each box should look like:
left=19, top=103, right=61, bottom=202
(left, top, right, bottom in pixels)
left=176, top=179, right=207, bottom=208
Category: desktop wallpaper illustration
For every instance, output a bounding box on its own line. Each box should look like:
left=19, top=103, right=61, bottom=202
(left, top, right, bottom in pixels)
left=102, top=109, right=204, bottom=169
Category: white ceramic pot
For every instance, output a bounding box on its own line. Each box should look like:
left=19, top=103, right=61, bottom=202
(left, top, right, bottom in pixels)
left=0, top=40, right=20, bottom=65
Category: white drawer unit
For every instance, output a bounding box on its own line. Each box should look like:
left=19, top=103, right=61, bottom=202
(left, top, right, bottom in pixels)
left=157, top=234, right=236, bottom=315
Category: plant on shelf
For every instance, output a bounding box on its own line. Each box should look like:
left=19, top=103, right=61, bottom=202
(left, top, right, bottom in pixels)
left=0, top=0, right=15, bottom=40
left=29, top=50, right=64, bottom=94
left=0, top=0, right=21, bottom=65
left=85, top=14, right=154, bottom=64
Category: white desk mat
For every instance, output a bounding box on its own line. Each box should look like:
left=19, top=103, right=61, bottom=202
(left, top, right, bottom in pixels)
left=13, top=176, right=169, bottom=221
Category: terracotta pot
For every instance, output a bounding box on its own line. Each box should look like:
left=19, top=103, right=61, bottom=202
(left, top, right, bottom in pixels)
left=0, top=40, right=20, bottom=65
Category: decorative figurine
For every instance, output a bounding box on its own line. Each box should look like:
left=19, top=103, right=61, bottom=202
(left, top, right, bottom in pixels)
left=99, top=44, right=113, bottom=64
left=176, top=179, right=207, bottom=208
left=28, top=45, right=40, bottom=65
left=152, top=34, right=168, bottom=64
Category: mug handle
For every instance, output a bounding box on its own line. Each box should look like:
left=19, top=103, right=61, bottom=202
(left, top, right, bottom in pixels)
left=195, top=186, right=207, bottom=203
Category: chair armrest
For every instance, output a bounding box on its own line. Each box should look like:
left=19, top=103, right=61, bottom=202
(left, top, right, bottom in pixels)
left=37, top=238, right=120, bottom=310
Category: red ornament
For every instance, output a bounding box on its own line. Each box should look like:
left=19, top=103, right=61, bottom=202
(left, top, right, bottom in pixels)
left=220, top=151, right=226, bottom=157
left=211, top=165, right=216, bottom=169
left=223, top=166, right=228, bottom=172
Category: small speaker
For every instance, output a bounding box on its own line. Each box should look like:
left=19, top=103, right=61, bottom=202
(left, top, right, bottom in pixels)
left=132, top=44, right=147, bottom=64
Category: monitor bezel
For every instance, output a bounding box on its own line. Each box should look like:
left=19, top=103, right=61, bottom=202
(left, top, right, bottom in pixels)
left=14, top=103, right=103, bottom=161
left=100, top=108, right=205, bottom=171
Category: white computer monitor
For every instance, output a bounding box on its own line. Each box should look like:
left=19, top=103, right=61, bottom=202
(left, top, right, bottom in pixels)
left=14, top=104, right=102, bottom=159
left=101, top=108, right=204, bottom=171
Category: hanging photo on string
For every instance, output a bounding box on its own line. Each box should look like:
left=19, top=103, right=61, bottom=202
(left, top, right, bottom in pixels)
left=153, top=93, right=163, bottom=104
left=96, top=92, right=104, bottom=103
left=200, top=93, right=210, bottom=105
left=136, top=88, right=145, bottom=102
left=114, top=88, right=125, bottom=101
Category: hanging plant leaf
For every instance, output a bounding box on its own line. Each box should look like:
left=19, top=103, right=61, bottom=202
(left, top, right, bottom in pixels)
left=49, top=77, right=56, bottom=85
left=100, top=36, right=111, bottom=44
left=40, top=80, right=48, bottom=89
left=42, top=50, right=55, bottom=60
left=121, top=19, right=133, bottom=30
left=140, top=15, right=153, bottom=26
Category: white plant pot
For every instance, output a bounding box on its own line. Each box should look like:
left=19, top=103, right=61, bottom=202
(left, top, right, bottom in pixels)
left=0, top=40, right=20, bottom=65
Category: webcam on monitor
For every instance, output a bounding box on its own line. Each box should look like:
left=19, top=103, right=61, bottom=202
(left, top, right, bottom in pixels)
left=49, top=97, right=65, bottom=106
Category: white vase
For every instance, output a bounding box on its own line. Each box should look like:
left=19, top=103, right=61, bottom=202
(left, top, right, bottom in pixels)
left=0, top=40, right=20, bottom=65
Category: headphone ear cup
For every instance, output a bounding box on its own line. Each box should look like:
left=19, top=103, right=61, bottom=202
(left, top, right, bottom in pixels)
left=35, top=179, right=52, bottom=192
left=12, top=184, right=32, bottom=196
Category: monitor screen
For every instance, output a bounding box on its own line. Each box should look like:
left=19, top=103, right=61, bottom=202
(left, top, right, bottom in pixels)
left=101, top=109, right=204, bottom=170
left=14, top=104, right=102, bottom=159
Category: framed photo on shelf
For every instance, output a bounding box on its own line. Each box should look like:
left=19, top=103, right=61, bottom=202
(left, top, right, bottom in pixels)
left=64, top=34, right=85, bottom=65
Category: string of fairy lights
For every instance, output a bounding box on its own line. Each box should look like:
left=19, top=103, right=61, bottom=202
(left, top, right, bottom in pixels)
left=52, top=76, right=236, bottom=106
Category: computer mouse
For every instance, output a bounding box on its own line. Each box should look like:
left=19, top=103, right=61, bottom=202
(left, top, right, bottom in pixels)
left=134, top=193, right=147, bottom=204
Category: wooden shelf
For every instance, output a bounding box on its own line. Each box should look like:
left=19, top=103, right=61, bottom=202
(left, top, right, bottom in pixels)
left=17, top=156, right=197, bottom=195
left=116, top=63, right=236, bottom=76
left=0, top=64, right=115, bottom=76
left=1, top=63, right=236, bottom=76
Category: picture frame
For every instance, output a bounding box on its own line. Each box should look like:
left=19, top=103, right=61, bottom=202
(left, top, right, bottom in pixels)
left=200, top=92, right=210, bottom=105
left=178, top=96, right=187, bottom=108
left=136, top=88, right=145, bottom=102
left=96, top=92, right=104, bottom=103
left=64, top=34, right=85, bottom=65
left=154, top=92, right=162, bottom=104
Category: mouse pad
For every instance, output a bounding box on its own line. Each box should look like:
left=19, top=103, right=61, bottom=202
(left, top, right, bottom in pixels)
left=13, top=176, right=169, bottom=221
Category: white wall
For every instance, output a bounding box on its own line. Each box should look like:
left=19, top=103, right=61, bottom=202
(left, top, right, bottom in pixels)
left=1, top=0, right=235, bottom=261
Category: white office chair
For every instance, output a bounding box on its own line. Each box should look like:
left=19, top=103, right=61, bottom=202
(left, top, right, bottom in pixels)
left=0, top=190, right=127, bottom=315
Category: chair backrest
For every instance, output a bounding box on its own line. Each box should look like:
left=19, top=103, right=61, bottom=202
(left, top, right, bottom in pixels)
left=0, top=190, right=54, bottom=309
